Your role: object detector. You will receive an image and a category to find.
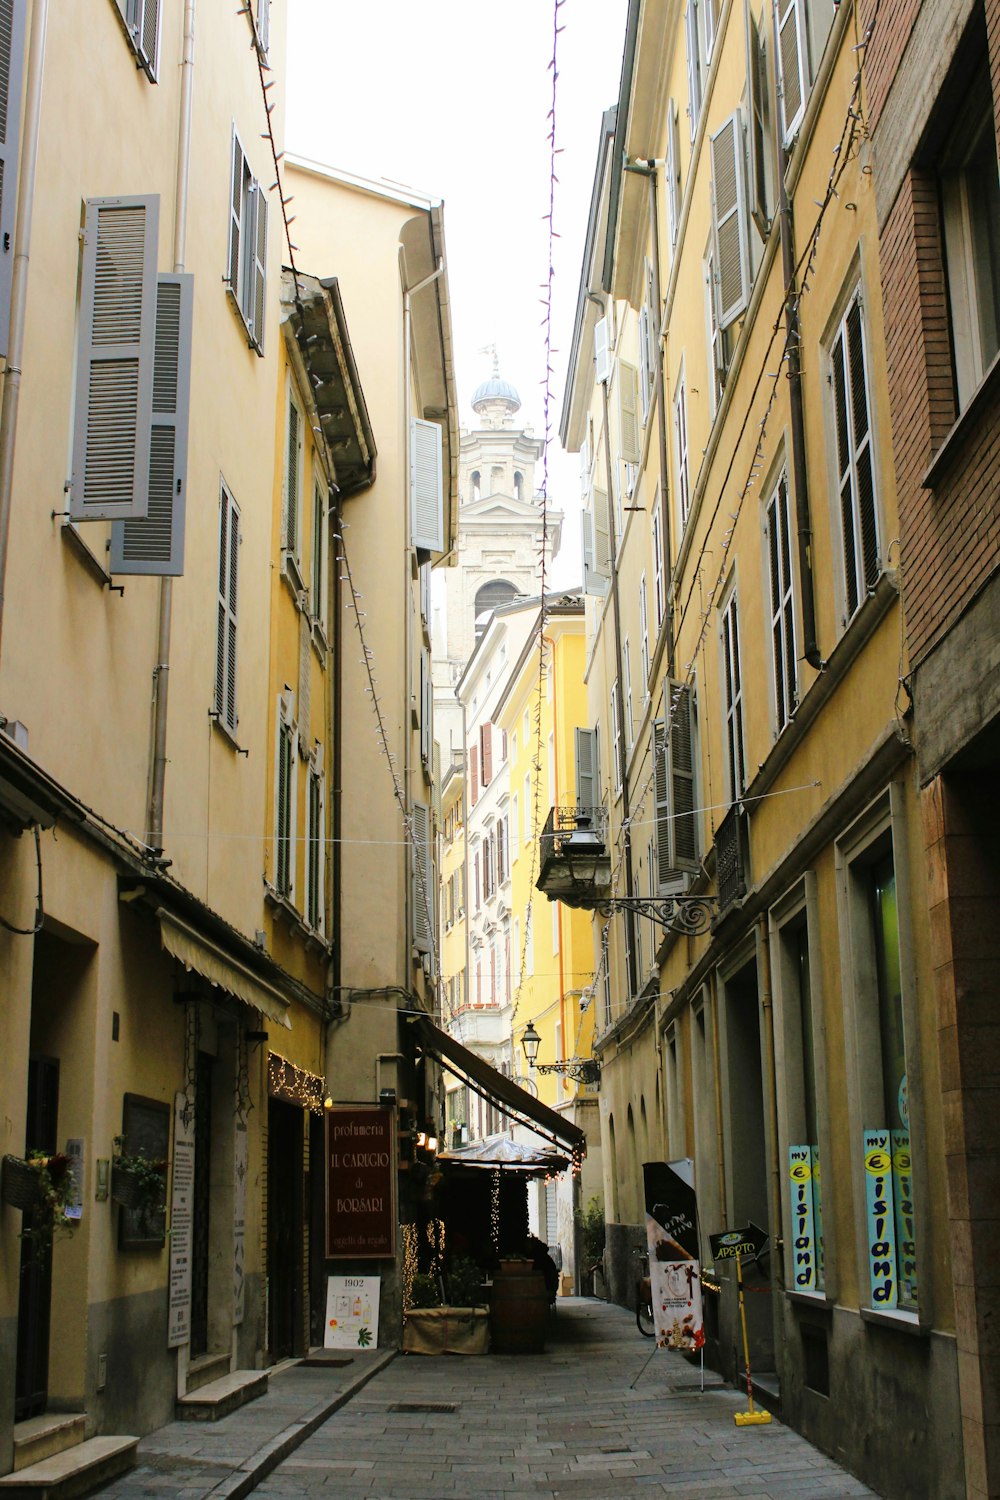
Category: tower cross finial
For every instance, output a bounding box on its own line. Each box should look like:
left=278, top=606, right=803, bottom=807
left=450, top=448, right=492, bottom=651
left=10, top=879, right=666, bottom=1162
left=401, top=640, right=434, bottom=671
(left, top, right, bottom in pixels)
left=477, top=342, right=499, bottom=377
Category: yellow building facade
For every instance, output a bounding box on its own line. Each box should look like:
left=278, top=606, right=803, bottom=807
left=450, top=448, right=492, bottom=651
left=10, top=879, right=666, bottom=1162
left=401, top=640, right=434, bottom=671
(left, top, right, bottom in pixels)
left=557, top=2, right=959, bottom=1494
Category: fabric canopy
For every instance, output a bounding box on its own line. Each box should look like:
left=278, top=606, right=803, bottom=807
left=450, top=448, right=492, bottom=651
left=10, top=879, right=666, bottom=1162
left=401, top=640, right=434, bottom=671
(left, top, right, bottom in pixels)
left=408, top=1015, right=585, bottom=1157
left=439, top=1136, right=571, bottom=1174
left=157, top=907, right=292, bottom=1030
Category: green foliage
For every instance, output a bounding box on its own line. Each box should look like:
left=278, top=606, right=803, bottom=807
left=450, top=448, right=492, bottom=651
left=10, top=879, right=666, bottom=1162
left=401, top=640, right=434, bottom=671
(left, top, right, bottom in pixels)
left=356, top=1326, right=372, bottom=1347
left=408, top=1272, right=442, bottom=1309
left=575, top=1195, right=606, bottom=1266
left=447, top=1255, right=485, bottom=1308
left=21, top=1151, right=76, bottom=1253
left=112, top=1137, right=168, bottom=1213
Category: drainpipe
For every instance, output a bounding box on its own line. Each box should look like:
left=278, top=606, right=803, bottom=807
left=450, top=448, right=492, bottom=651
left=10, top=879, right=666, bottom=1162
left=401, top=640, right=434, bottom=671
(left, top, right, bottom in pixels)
left=0, top=0, right=49, bottom=666
left=756, top=915, right=784, bottom=1286
left=626, top=159, right=675, bottom=676
left=401, top=250, right=444, bottom=974
left=587, top=291, right=638, bottom=1000
left=770, top=0, right=822, bottom=672
left=330, top=481, right=343, bottom=1013
left=148, top=0, right=197, bottom=853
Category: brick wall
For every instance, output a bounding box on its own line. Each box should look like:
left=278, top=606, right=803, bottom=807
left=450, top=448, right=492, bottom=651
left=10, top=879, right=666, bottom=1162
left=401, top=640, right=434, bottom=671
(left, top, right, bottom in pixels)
left=861, top=0, right=922, bottom=134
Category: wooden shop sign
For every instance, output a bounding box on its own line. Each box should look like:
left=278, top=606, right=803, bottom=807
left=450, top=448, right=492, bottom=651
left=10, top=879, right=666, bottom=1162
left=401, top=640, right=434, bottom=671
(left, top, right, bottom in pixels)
left=326, top=1106, right=395, bottom=1259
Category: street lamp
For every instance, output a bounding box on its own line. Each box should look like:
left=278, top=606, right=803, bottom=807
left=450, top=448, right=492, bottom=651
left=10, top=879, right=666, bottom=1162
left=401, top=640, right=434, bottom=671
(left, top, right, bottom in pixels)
left=521, top=1020, right=541, bottom=1068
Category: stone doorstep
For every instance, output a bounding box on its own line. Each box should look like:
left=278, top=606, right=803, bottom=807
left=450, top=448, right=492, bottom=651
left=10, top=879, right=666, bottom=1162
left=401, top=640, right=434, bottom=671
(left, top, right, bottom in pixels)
left=12, top=1416, right=86, bottom=1473
left=175, top=1369, right=270, bottom=1422
left=185, top=1351, right=232, bottom=1394
left=0, top=1436, right=137, bottom=1499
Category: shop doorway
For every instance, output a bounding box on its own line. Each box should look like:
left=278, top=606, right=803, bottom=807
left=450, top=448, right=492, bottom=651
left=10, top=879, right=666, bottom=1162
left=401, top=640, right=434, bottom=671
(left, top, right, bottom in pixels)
left=267, top=1097, right=303, bottom=1360
left=15, top=1055, right=59, bottom=1420
left=723, top=956, right=774, bottom=1373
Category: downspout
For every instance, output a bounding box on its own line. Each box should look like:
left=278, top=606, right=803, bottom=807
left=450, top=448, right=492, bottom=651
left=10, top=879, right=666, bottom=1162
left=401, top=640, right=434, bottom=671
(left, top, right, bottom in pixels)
left=148, top=0, right=197, bottom=852
left=330, top=481, right=343, bottom=1014
left=401, top=249, right=443, bottom=971
left=756, top=914, right=784, bottom=1286
left=587, top=291, right=638, bottom=999
left=770, top=0, right=822, bottom=671
left=627, top=159, right=675, bottom=676
left=0, top=0, right=49, bottom=665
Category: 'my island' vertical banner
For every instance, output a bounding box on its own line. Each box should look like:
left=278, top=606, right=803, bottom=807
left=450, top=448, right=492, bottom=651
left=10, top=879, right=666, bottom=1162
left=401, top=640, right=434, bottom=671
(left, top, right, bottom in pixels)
left=326, top=1107, right=396, bottom=1259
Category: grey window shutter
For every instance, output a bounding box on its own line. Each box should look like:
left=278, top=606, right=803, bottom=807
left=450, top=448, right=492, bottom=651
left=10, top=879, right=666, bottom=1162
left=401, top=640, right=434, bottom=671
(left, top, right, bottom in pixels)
left=685, top=0, right=702, bottom=140
left=575, top=727, right=597, bottom=811
left=777, top=0, right=808, bottom=144
left=138, top=0, right=160, bottom=79
left=746, top=8, right=770, bottom=235
left=655, top=682, right=697, bottom=889
left=0, top=0, right=26, bottom=360
left=110, top=272, right=193, bottom=576
left=411, top=800, right=431, bottom=954
left=227, top=128, right=243, bottom=298
left=251, top=180, right=267, bottom=352
left=618, top=362, right=640, bottom=465
left=70, top=195, right=160, bottom=521
left=411, top=416, right=444, bottom=552
left=710, top=112, right=750, bottom=331
left=593, top=486, right=611, bottom=578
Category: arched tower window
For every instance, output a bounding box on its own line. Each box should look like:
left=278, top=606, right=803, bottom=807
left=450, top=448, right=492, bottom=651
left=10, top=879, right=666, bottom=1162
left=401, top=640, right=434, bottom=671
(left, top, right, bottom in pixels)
left=474, top=579, right=518, bottom=639
left=470, top=470, right=481, bottom=502
left=514, top=470, right=524, bottom=501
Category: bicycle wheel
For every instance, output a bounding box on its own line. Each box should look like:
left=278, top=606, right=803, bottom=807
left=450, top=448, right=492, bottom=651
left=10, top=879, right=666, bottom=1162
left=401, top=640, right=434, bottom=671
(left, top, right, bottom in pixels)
left=636, top=1294, right=655, bottom=1337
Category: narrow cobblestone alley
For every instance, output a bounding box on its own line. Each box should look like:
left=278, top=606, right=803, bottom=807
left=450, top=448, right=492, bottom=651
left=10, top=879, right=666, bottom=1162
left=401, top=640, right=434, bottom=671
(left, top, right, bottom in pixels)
left=254, top=1299, right=879, bottom=1500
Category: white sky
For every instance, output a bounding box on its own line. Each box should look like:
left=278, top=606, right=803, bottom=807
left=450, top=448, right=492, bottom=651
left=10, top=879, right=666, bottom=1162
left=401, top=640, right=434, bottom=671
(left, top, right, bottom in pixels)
left=285, top=0, right=628, bottom=586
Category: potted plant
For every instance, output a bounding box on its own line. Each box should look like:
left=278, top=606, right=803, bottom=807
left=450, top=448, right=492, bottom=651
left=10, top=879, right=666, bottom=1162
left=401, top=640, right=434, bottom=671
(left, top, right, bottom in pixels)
left=2, top=1151, right=77, bottom=1255
left=575, top=1195, right=606, bottom=1296
left=403, top=1258, right=489, bottom=1355
left=111, top=1138, right=168, bottom=1223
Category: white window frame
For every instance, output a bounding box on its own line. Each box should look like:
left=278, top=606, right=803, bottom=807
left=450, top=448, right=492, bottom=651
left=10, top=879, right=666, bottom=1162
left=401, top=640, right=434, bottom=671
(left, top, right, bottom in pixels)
left=284, top=380, right=305, bottom=573
left=674, top=366, right=691, bottom=530
left=827, top=284, right=880, bottom=626
left=610, top=681, right=623, bottom=795
left=652, top=497, right=665, bottom=630
left=622, top=637, right=633, bottom=754
left=639, top=573, right=650, bottom=702
left=941, top=79, right=1000, bottom=411
left=226, top=125, right=267, bottom=354
left=776, top=0, right=809, bottom=146
left=720, top=583, right=746, bottom=804
left=306, top=752, right=325, bottom=934
left=215, top=479, right=240, bottom=738
left=685, top=0, right=703, bottom=142
left=765, top=470, right=798, bottom=734
left=113, top=0, right=161, bottom=81
left=311, top=477, right=328, bottom=636
left=274, top=693, right=297, bottom=902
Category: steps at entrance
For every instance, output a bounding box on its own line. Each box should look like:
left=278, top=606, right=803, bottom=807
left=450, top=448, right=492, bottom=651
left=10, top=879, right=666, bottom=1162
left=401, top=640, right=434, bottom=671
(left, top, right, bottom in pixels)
left=176, top=1369, right=269, bottom=1422
left=12, top=1416, right=86, bottom=1472
left=185, top=1351, right=231, bottom=1394
left=0, top=1436, right=137, bottom=1499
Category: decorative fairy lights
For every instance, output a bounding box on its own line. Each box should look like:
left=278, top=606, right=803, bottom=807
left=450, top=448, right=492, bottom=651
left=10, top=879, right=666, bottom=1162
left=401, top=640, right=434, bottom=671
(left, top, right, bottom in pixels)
left=267, top=1052, right=326, bottom=1115
left=490, top=1169, right=501, bottom=1248
left=402, top=1222, right=418, bottom=1308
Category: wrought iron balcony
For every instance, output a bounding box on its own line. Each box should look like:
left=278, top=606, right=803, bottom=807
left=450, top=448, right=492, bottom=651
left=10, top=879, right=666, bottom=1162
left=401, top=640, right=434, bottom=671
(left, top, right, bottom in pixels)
left=715, top=803, right=748, bottom=914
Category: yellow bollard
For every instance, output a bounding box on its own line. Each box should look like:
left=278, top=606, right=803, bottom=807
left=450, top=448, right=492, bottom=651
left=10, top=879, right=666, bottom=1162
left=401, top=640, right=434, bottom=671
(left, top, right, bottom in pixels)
left=733, top=1251, right=771, bottom=1427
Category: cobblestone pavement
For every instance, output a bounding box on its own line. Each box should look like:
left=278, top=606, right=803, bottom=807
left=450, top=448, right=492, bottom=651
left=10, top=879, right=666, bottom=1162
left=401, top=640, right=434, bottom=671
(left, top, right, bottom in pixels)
left=252, top=1298, right=880, bottom=1500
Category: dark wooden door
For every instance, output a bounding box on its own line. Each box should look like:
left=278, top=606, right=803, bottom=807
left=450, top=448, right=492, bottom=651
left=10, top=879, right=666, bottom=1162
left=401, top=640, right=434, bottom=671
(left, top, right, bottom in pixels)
left=15, top=1055, right=59, bottom=1420
left=267, top=1097, right=303, bottom=1360
left=190, top=1052, right=213, bottom=1358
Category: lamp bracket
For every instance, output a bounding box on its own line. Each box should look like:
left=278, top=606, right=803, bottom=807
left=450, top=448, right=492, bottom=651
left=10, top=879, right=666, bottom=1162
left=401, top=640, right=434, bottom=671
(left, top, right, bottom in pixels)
left=593, top=894, right=716, bottom=934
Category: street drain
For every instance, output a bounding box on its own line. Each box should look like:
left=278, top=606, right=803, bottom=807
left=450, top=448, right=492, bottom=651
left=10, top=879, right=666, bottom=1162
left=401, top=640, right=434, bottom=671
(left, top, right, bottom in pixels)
left=390, top=1401, right=460, bottom=1414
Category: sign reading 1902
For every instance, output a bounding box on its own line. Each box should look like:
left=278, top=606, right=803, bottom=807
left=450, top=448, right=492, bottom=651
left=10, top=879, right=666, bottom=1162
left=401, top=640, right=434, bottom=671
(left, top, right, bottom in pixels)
left=326, top=1107, right=396, bottom=1259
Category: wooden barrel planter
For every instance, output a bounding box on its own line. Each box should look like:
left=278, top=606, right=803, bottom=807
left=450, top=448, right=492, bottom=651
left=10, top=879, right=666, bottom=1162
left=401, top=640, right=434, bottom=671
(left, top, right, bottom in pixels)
left=490, top=1267, right=549, bottom=1354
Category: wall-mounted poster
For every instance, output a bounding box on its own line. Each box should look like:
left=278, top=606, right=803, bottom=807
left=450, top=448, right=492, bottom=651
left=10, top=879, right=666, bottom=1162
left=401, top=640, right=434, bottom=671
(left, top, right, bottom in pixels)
left=326, top=1107, right=395, bottom=1258
left=324, top=1274, right=380, bottom=1349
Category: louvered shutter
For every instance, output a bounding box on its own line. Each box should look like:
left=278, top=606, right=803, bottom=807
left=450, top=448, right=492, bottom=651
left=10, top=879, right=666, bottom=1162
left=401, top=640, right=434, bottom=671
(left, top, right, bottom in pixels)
left=110, top=273, right=193, bottom=575
left=411, top=416, right=444, bottom=552
left=593, top=486, right=611, bottom=577
left=667, top=100, right=682, bottom=246
left=654, top=682, right=697, bottom=889
left=481, top=722, right=493, bottom=785
left=0, top=0, right=25, bottom=360
left=298, top=608, right=311, bottom=746
left=284, top=392, right=301, bottom=555
left=710, top=112, right=750, bottom=330
left=685, top=0, right=702, bottom=140
left=470, top=743, right=479, bottom=806
left=250, top=181, right=267, bottom=352
left=619, top=357, right=640, bottom=466
left=594, top=315, right=610, bottom=383
left=70, top=195, right=159, bottom=521
left=275, top=711, right=293, bottom=897
left=256, top=0, right=270, bottom=54
left=227, top=129, right=243, bottom=298
left=777, top=0, right=808, bottom=144
left=746, top=7, right=770, bottom=234
left=411, top=800, right=431, bottom=953
left=138, top=0, right=160, bottom=79
left=582, top=511, right=602, bottom=597
left=575, top=727, right=597, bottom=812
left=216, top=483, right=239, bottom=735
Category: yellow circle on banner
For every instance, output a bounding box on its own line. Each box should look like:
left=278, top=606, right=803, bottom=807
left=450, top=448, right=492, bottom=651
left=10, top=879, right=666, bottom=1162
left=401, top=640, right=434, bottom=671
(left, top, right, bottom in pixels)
left=865, top=1148, right=891, bottom=1175
left=789, top=1160, right=812, bottom=1183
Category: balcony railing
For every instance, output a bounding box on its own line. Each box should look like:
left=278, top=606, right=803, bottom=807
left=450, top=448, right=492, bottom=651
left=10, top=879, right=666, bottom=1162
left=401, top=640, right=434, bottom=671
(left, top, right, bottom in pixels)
left=715, top=804, right=748, bottom=914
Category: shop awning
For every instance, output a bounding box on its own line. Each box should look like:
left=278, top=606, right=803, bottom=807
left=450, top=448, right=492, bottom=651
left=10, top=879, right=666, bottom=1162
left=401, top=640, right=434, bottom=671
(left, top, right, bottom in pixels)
left=408, top=1015, right=585, bottom=1158
left=157, top=908, right=292, bottom=1030
left=439, top=1137, right=571, bottom=1174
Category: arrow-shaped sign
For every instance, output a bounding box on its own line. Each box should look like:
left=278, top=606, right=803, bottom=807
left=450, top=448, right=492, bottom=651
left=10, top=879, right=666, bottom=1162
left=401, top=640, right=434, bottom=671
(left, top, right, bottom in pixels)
left=709, top=1221, right=768, bottom=1263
